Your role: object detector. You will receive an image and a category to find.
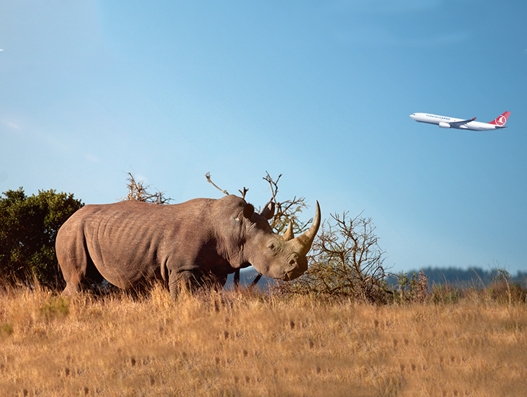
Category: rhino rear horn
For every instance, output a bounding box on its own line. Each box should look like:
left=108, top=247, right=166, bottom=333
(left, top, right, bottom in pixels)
left=288, top=201, right=321, bottom=255
left=282, top=220, right=294, bottom=241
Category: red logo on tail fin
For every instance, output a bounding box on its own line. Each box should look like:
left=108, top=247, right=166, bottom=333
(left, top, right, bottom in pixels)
left=489, top=111, right=510, bottom=126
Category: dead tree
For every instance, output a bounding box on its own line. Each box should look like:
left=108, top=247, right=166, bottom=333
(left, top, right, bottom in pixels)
left=275, top=212, right=390, bottom=303
left=124, top=173, right=171, bottom=204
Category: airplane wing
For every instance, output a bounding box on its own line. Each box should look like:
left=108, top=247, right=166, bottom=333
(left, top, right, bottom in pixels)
left=448, top=117, right=476, bottom=128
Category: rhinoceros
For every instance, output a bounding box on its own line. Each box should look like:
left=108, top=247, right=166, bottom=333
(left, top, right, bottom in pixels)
left=56, top=194, right=320, bottom=296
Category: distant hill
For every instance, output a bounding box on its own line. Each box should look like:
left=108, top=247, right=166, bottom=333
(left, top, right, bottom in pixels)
left=226, top=266, right=527, bottom=291
left=224, top=268, right=276, bottom=290
left=386, top=267, right=527, bottom=288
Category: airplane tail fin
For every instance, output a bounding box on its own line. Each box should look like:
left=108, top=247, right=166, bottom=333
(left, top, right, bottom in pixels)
left=488, top=111, right=511, bottom=127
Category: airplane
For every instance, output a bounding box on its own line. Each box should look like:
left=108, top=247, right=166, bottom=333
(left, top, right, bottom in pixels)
left=410, top=111, right=510, bottom=131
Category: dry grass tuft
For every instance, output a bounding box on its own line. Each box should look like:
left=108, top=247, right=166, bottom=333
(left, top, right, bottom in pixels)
left=1, top=286, right=526, bottom=396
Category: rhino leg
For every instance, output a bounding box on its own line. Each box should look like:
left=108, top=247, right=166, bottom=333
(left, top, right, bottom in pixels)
left=168, top=270, right=227, bottom=298
left=168, top=270, right=199, bottom=298
left=63, top=280, right=82, bottom=296
left=59, top=256, right=85, bottom=296
left=59, top=248, right=104, bottom=296
left=61, top=268, right=87, bottom=296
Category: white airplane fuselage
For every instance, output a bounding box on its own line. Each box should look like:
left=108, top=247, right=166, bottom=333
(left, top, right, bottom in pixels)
left=410, top=112, right=509, bottom=131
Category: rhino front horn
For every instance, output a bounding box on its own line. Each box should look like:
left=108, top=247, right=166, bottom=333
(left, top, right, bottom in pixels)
left=288, top=201, right=321, bottom=255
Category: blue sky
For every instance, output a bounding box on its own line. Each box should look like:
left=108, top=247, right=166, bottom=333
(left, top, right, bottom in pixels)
left=1, top=1, right=526, bottom=274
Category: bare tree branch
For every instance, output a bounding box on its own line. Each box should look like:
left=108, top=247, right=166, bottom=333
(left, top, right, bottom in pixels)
left=205, top=172, right=230, bottom=196
left=124, top=173, right=171, bottom=204
left=263, top=171, right=282, bottom=203
left=274, top=211, right=390, bottom=304
left=238, top=187, right=249, bottom=200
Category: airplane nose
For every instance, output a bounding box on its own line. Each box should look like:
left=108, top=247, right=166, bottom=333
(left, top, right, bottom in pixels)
left=410, top=114, right=416, bottom=120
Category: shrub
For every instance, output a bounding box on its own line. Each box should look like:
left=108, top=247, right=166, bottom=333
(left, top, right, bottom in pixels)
left=0, top=188, right=83, bottom=288
left=391, top=270, right=430, bottom=304
left=275, top=212, right=391, bottom=304
left=487, top=269, right=527, bottom=304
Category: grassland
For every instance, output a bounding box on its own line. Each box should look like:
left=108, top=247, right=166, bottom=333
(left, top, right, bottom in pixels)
left=1, top=286, right=526, bottom=397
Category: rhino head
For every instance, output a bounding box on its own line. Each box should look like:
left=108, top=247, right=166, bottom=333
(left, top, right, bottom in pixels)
left=223, top=197, right=321, bottom=281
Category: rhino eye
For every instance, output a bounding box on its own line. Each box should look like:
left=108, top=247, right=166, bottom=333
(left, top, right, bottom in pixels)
left=267, top=242, right=278, bottom=252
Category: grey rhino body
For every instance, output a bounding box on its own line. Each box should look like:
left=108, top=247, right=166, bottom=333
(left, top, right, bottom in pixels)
left=56, top=195, right=320, bottom=295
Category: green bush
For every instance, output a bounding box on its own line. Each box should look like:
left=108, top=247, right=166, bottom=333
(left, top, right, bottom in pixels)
left=0, top=188, right=83, bottom=288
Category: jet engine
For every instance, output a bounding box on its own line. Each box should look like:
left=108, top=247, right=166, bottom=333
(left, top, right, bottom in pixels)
left=438, top=122, right=451, bottom=128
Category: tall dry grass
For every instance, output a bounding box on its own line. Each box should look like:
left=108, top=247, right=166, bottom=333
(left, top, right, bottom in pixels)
left=1, top=285, right=526, bottom=397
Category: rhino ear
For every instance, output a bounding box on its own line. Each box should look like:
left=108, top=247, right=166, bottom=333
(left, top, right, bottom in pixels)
left=260, top=201, right=275, bottom=220
left=243, top=203, right=255, bottom=219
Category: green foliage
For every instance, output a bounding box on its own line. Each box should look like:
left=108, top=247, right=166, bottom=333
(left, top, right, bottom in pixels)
left=0, top=188, right=83, bottom=288
left=40, top=296, right=70, bottom=320
left=0, top=323, right=14, bottom=338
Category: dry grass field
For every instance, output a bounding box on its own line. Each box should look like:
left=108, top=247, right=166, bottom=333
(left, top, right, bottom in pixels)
left=1, top=286, right=526, bottom=397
